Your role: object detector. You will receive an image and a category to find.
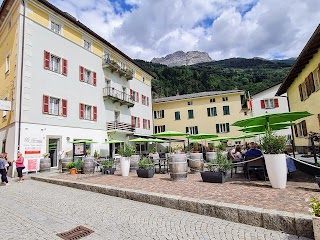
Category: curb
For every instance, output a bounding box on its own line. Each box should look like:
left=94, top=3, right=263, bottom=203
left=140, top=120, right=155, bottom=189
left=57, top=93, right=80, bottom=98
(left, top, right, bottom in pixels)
left=31, top=176, right=314, bottom=239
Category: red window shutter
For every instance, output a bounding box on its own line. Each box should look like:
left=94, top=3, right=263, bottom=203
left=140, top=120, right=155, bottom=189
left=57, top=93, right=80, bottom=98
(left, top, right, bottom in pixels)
left=131, top=116, right=134, bottom=127
left=43, top=95, right=49, bottom=114
left=302, top=120, right=307, bottom=136
left=79, top=66, right=84, bottom=81
left=79, top=103, right=84, bottom=119
left=274, top=98, right=279, bottom=108
left=143, top=119, right=146, bottom=129
left=148, top=120, right=150, bottom=130
left=294, top=125, right=298, bottom=137
left=136, top=92, right=139, bottom=103
left=137, top=117, right=140, bottom=128
left=93, top=72, right=97, bottom=86
left=44, top=50, right=50, bottom=69
left=142, top=95, right=144, bottom=105
left=147, top=97, right=149, bottom=106
left=309, top=73, right=315, bottom=93
left=305, top=77, right=311, bottom=97
left=62, top=99, right=67, bottom=117
left=62, top=59, right=68, bottom=76
left=299, top=84, right=303, bottom=101
left=93, top=106, right=97, bottom=121
left=260, top=100, right=265, bottom=109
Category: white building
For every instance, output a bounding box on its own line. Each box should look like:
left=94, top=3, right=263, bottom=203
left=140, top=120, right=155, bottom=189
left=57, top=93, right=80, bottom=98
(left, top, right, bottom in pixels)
left=251, top=84, right=291, bottom=137
left=0, top=0, right=153, bottom=171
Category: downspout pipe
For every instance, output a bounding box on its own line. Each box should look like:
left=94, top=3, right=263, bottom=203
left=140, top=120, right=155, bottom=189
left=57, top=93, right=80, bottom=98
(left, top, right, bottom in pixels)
left=17, top=0, right=26, bottom=151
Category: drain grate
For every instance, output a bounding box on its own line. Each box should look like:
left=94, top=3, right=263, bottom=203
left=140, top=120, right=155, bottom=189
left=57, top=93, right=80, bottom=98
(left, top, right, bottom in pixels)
left=57, top=226, right=94, bottom=240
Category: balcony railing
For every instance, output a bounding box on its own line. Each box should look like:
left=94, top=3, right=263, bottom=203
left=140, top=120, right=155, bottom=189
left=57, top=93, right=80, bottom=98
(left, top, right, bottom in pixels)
left=103, top=87, right=135, bottom=107
left=106, top=121, right=135, bottom=133
left=102, top=58, right=133, bottom=80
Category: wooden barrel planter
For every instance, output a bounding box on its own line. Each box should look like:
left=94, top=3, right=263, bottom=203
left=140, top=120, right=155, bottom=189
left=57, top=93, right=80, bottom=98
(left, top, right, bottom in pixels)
left=61, top=157, right=72, bottom=173
left=169, top=154, right=188, bottom=181
left=40, top=158, right=51, bottom=172
left=130, top=155, right=140, bottom=172
left=189, top=153, right=203, bottom=173
left=206, top=152, right=217, bottom=161
left=83, top=157, right=95, bottom=174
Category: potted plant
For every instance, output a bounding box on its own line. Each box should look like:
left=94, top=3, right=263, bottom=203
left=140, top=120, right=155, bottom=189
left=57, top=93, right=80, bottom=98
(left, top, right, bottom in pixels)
left=261, top=130, right=287, bottom=189
left=40, top=153, right=51, bottom=172
left=74, top=159, right=83, bottom=174
left=149, top=147, right=159, bottom=160
left=137, top=158, right=155, bottom=178
left=61, top=151, right=72, bottom=173
left=201, top=151, right=232, bottom=183
left=66, top=161, right=76, bottom=175
left=309, top=197, right=320, bottom=240
left=118, top=144, right=134, bottom=176
left=206, top=143, right=217, bottom=161
left=173, top=145, right=183, bottom=154
left=190, top=142, right=203, bottom=172
left=93, top=150, right=99, bottom=159
left=100, top=160, right=116, bottom=174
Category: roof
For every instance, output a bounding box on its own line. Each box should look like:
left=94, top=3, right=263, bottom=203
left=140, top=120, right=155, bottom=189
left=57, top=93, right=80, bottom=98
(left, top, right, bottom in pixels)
left=0, top=0, right=153, bottom=78
left=154, top=90, right=244, bottom=103
left=276, top=24, right=320, bottom=96
left=252, top=83, right=281, bottom=98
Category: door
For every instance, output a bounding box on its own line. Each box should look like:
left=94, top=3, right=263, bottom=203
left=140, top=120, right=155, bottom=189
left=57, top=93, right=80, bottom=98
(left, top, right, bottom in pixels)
left=48, top=139, right=59, bottom=167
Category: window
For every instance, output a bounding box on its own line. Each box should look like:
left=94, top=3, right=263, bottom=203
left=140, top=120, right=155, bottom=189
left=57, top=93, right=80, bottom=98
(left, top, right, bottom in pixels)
left=223, top=106, right=230, bottom=115
left=294, top=120, right=307, bottom=137
left=186, top=126, right=198, bottom=135
left=79, top=66, right=96, bottom=86
left=142, top=77, right=145, bottom=83
left=83, top=39, right=91, bottom=50
left=5, top=54, right=10, bottom=74
left=154, top=110, right=164, bottom=119
left=131, top=116, right=140, bottom=128
left=142, top=95, right=147, bottom=105
left=44, top=51, right=67, bottom=76
left=79, top=103, right=97, bottom=121
left=223, top=97, right=228, bottom=101
left=154, top=125, right=165, bottom=134
left=130, top=89, right=139, bottom=102
left=120, top=62, right=126, bottom=70
left=207, top=107, right=217, bottom=117
left=2, top=97, right=7, bottom=119
left=216, top=123, right=230, bottom=133
left=260, top=99, right=279, bottom=109
left=188, top=110, right=194, bottom=119
left=42, top=95, right=67, bottom=117
left=188, top=101, right=193, bottom=105
left=51, top=21, right=61, bottom=34
left=313, top=69, right=320, bottom=91
left=143, top=119, right=151, bottom=130
left=210, top=98, right=215, bottom=103
left=175, top=111, right=180, bottom=120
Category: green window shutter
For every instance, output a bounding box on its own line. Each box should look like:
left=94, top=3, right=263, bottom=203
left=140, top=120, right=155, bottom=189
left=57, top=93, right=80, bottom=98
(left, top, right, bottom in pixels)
left=162, top=110, right=165, bottom=118
left=216, top=124, right=220, bottom=133
left=195, top=126, right=198, bottom=134
left=214, top=107, right=217, bottom=116
left=175, top=111, right=180, bottom=120
left=186, top=127, right=189, bottom=133
left=226, top=123, right=230, bottom=132
left=188, top=110, right=194, bottom=118
left=207, top=108, right=210, bottom=117
left=154, top=111, right=156, bottom=119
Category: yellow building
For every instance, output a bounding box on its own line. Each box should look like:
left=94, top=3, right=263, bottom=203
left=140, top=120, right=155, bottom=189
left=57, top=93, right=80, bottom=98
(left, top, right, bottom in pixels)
left=153, top=90, right=251, bottom=145
left=277, top=24, right=320, bottom=153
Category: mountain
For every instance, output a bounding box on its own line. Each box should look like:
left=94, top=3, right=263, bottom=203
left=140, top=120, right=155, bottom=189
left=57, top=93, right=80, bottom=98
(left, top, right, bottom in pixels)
left=135, top=57, right=294, bottom=98
left=151, top=50, right=212, bottom=67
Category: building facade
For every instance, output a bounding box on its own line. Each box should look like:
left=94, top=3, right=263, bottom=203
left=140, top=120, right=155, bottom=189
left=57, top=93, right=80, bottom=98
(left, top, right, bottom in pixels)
left=277, top=24, right=320, bottom=153
left=252, top=84, right=291, bottom=137
left=153, top=90, right=251, bottom=146
left=0, top=0, right=153, bottom=170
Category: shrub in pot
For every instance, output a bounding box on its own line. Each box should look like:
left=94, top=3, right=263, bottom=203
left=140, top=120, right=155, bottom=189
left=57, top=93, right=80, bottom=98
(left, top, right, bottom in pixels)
left=137, top=158, right=155, bottom=178
left=66, top=161, right=76, bottom=175
left=74, top=159, right=83, bottom=174
left=208, top=143, right=215, bottom=152
left=100, top=160, right=116, bottom=174
left=118, top=144, right=134, bottom=176
left=201, top=151, right=232, bottom=183
left=309, top=197, right=320, bottom=240
left=261, top=130, right=287, bottom=189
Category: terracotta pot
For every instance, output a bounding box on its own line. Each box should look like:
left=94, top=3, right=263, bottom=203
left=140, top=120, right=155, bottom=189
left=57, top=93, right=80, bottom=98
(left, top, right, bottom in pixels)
left=69, top=168, right=77, bottom=175
left=314, top=216, right=320, bottom=240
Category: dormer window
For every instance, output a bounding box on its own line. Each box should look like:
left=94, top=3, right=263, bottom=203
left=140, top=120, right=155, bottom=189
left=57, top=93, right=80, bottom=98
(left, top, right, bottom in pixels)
left=51, top=21, right=61, bottom=34
left=84, top=39, right=91, bottom=51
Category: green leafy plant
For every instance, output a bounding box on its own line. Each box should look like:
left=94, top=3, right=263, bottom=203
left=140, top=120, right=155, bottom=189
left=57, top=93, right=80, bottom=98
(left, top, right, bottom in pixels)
left=66, top=161, right=75, bottom=169
left=93, top=150, right=99, bottom=158
left=193, top=142, right=199, bottom=152
left=261, top=130, right=287, bottom=154
left=74, top=160, right=83, bottom=170
left=118, top=144, right=135, bottom=157
left=216, top=143, right=226, bottom=152
left=173, top=145, right=183, bottom=152
left=43, top=153, right=50, bottom=158
left=151, top=147, right=157, bottom=154
left=86, top=149, right=91, bottom=156
left=138, top=158, right=154, bottom=170
left=309, top=197, right=320, bottom=217
left=100, top=160, right=113, bottom=168
left=206, top=152, right=232, bottom=172
left=208, top=143, right=215, bottom=151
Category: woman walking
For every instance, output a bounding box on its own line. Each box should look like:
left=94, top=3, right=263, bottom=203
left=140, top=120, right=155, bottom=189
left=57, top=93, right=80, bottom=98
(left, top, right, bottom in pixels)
left=0, top=153, right=8, bottom=185
left=15, top=152, right=25, bottom=183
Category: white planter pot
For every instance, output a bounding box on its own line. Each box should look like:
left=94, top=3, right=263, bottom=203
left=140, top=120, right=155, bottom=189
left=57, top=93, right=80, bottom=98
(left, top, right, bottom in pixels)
left=314, top=217, right=320, bottom=240
left=190, top=152, right=203, bottom=160
left=206, top=152, right=217, bottom=161
left=264, top=154, right=287, bottom=189
left=120, top=157, right=131, bottom=176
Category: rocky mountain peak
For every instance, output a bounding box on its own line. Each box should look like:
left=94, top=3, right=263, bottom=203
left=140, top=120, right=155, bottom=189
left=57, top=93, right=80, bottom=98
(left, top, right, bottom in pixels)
left=151, top=51, right=212, bottom=67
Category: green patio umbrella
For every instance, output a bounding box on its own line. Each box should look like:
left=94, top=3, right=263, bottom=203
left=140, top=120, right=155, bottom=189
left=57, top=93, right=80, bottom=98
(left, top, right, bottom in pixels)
left=240, top=123, right=294, bottom=133
left=209, top=136, right=233, bottom=142
left=187, top=134, right=218, bottom=140
left=230, top=132, right=264, bottom=140
left=102, top=139, right=124, bottom=144
left=232, top=111, right=312, bottom=128
left=153, top=131, right=188, bottom=152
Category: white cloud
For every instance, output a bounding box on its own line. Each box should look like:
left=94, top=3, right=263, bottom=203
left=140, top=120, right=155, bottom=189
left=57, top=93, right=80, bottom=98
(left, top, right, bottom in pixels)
left=2, top=0, right=319, bottom=61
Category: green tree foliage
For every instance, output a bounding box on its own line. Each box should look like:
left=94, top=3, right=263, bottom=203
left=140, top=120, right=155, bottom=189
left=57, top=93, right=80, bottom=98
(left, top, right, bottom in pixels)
left=134, top=58, right=294, bottom=98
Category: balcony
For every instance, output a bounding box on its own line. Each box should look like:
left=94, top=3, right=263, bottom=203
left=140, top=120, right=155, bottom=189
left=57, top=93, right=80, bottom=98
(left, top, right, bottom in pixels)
left=103, top=87, right=135, bottom=107
left=106, top=121, right=135, bottom=133
left=102, top=58, right=133, bottom=80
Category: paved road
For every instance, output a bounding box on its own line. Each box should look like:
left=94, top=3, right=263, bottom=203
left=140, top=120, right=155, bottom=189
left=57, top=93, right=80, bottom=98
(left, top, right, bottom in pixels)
left=0, top=180, right=310, bottom=240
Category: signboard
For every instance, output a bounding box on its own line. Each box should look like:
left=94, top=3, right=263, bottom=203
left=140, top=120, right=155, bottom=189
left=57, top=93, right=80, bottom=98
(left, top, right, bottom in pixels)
left=74, top=143, right=85, bottom=155
left=0, top=100, right=11, bottom=111
left=27, top=159, right=37, bottom=172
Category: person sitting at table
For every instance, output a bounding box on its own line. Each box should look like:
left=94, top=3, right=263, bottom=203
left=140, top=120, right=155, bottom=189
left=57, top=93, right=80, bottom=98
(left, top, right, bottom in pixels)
left=245, top=142, right=263, bottom=160
left=232, top=145, right=243, bottom=160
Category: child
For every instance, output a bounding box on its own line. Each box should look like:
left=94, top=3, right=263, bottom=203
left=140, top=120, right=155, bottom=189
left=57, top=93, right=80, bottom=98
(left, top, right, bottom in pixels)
left=0, top=153, right=8, bottom=185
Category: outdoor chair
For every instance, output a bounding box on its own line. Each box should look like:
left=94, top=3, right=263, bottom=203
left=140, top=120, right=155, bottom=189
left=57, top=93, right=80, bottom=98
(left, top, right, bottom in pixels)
left=227, top=151, right=240, bottom=178
left=244, top=155, right=267, bottom=182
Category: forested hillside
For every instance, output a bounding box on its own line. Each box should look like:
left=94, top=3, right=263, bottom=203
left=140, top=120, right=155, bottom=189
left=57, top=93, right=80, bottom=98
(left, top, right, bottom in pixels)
left=134, top=58, right=294, bottom=98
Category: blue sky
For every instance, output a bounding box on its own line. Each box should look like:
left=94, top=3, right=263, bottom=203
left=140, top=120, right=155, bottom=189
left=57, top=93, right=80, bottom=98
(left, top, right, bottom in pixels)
left=1, top=0, right=320, bottom=61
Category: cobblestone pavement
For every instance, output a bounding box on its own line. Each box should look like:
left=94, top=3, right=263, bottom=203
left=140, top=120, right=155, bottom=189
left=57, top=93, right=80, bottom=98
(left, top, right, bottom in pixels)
left=51, top=169, right=320, bottom=214
left=0, top=180, right=311, bottom=240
